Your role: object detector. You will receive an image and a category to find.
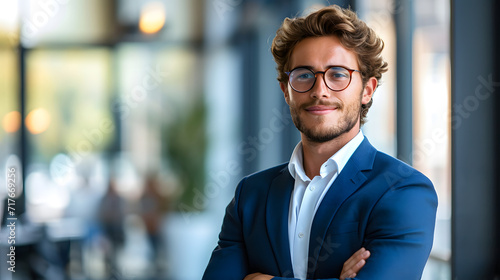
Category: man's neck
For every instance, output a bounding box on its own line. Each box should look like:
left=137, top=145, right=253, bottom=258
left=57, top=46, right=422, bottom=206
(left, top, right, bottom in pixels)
left=301, top=127, right=360, bottom=179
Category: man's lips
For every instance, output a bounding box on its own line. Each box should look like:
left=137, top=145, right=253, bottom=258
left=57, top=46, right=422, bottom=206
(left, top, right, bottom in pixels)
left=304, top=105, right=338, bottom=115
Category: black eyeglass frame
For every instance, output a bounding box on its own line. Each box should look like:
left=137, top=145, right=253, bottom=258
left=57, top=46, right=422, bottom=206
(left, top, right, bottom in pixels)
left=285, top=66, right=362, bottom=93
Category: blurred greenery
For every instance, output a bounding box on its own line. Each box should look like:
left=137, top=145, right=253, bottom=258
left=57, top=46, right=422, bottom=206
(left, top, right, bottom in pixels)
left=163, top=98, right=207, bottom=210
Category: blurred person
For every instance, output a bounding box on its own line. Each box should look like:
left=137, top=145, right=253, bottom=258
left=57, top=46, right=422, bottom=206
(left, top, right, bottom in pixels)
left=203, top=5, right=437, bottom=280
left=139, top=174, right=170, bottom=276
left=65, top=176, right=103, bottom=240
left=98, top=178, right=126, bottom=276
left=63, top=175, right=104, bottom=276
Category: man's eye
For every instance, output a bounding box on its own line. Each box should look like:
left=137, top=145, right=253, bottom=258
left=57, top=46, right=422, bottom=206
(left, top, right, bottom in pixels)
left=297, top=73, right=314, bottom=79
left=329, top=72, right=349, bottom=79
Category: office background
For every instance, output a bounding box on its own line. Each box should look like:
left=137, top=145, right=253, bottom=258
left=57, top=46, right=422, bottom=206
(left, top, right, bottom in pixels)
left=0, top=0, right=498, bottom=279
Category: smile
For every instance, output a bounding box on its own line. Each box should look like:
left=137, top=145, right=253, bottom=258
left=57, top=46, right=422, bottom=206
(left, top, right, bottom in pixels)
left=305, top=105, right=338, bottom=115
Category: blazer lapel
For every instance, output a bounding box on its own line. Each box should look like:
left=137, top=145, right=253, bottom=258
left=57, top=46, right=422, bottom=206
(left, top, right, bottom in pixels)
left=307, top=138, right=377, bottom=277
left=266, top=166, right=295, bottom=277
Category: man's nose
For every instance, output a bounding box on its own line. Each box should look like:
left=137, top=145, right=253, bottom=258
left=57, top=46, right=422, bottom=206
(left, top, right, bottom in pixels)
left=310, top=73, right=331, bottom=99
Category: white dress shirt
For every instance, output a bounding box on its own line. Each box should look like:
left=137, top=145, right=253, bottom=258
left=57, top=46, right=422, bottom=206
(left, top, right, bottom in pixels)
left=287, top=130, right=365, bottom=280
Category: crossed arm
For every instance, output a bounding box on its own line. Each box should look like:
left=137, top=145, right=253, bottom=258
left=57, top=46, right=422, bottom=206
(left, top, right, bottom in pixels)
left=244, top=248, right=371, bottom=280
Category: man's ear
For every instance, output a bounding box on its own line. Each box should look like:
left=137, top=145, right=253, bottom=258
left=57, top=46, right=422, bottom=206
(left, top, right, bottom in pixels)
left=362, top=77, right=378, bottom=105
left=280, top=82, right=290, bottom=105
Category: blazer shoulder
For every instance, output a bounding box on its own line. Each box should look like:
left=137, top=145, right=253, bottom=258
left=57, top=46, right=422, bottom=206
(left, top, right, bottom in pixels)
left=372, top=150, right=434, bottom=188
left=243, top=162, right=289, bottom=182
left=235, top=162, right=290, bottom=196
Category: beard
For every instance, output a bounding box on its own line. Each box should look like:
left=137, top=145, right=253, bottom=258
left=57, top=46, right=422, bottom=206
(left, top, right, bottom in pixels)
left=289, top=96, right=362, bottom=143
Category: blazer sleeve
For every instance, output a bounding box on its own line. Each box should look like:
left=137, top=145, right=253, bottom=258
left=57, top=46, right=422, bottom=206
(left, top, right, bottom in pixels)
left=273, top=174, right=438, bottom=280
left=355, top=175, right=438, bottom=280
left=202, top=178, right=250, bottom=280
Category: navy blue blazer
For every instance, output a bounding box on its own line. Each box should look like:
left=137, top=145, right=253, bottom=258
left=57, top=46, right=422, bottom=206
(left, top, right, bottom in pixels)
left=203, top=138, right=438, bottom=280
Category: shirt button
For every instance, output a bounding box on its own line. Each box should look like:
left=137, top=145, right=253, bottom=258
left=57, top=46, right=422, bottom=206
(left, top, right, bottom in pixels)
left=298, top=233, right=304, bottom=238
left=310, top=186, right=315, bottom=191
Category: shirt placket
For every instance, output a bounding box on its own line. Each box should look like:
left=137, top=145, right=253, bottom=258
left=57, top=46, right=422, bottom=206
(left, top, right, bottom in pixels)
left=292, top=176, right=324, bottom=279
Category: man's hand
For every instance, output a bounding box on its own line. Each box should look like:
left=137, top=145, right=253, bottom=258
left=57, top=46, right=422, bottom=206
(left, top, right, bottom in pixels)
left=244, top=273, right=274, bottom=280
left=243, top=248, right=369, bottom=280
left=340, top=247, right=370, bottom=280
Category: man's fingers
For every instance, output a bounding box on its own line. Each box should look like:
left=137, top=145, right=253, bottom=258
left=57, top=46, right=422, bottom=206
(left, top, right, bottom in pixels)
left=340, top=259, right=365, bottom=278
left=343, top=248, right=370, bottom=268
left=243, top=273, right=274, bottom=280
left=340, top=248, right=370, bottom=279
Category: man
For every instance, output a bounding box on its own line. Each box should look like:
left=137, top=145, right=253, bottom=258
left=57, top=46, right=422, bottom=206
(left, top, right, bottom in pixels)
left=203, top=5, right=437, bottom=280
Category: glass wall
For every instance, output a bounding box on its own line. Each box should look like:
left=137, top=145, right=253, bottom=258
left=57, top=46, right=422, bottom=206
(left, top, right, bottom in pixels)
left=25, top=48, right=113, bottom=222
left=1, top=0, right=207, bottom=279
left=413, top=0, right=451, bottom=278
left=0, top=0, right=21, bottom=229
left=356, top=0, right=398, bottom=156
left=359, top=0, right=451, bottom=279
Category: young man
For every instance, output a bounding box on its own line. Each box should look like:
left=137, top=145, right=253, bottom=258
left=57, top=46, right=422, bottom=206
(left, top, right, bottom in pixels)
left=203, top=5, right=437, bottom=280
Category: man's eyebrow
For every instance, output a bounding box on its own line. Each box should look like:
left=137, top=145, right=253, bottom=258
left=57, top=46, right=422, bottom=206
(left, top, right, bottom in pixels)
left=291, top=64, right=352, bottom=71
left=325, top=64, right=350, bottom=69
left=291, top=65, right=314, bottom=70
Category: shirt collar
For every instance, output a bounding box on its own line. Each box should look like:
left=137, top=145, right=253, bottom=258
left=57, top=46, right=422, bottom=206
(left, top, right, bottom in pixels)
left=331, top=130, right=364, bottom=174
left=288, top=142, right=310, bottom=182
left=288, top=130, right=365, bottom=181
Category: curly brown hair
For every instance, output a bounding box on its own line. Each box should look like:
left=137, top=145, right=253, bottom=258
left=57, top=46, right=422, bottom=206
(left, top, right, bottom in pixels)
left=271, top=5, right=388, bottom=125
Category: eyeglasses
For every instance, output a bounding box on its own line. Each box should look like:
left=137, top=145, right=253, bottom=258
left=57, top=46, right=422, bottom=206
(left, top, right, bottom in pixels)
left=285, top=66, right=361, bottom=93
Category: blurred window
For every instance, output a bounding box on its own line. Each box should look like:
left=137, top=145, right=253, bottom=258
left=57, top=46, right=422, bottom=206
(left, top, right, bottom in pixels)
left=357, top=0, right=451, bottom=278
left=25, top=48, right=112, bottom=221
left=0, top=1, right=20, bottom=219
left=114, top=43, right=206, bottom=206
left=0, top=42, right=20, bottom=144
left=413, top=0, right=451, bottom=278
left=357, top=0, right=398, bottom=156
left=20, top=0, right=113, bottom=47
left=18, top=0, right=115, bottom=222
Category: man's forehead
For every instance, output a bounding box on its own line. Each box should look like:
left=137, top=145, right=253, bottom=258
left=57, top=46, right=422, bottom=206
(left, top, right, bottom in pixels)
left=288, top=36, right=359, bottom=69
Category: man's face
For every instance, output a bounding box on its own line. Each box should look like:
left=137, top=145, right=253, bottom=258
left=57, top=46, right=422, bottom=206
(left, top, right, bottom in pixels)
left=280, top=35, right=375, bottom=143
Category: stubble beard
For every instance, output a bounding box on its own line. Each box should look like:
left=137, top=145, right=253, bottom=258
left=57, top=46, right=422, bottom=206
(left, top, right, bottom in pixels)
left=290, top=99, right=362, bottom=143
